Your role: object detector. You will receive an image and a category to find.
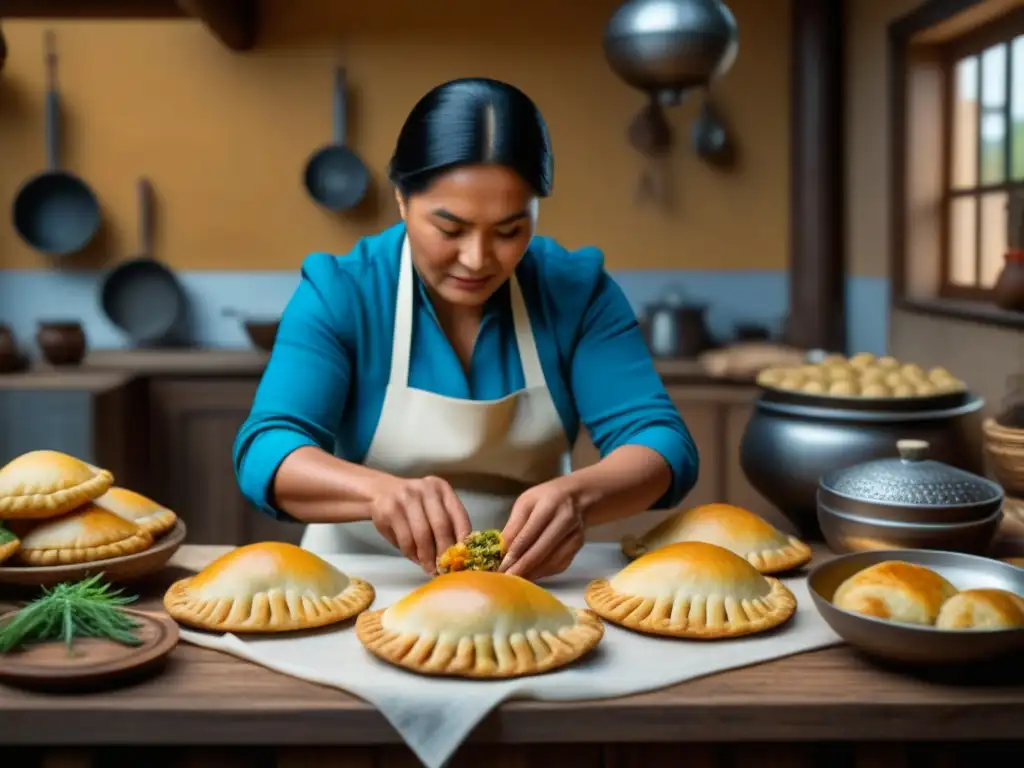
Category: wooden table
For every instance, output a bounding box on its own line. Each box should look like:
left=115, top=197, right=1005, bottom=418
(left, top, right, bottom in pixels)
left=3, top=522, right=1024, bottom=768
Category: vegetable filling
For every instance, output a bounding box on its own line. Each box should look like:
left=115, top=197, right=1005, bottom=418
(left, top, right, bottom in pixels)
left=436, top=529, right=505, bottom=575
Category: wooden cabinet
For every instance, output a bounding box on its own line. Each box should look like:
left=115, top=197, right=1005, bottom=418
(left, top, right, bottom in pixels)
left=146, top=377, right=304, bottom=547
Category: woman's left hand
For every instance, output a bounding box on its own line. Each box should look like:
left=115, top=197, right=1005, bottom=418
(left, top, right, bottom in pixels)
left=499, top=477, right=587, bottom=580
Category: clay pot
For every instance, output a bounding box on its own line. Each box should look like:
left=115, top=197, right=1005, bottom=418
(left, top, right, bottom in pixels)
left=36, top=320, right=87, bottom=366
left=0, top=325, right=24, bottom=374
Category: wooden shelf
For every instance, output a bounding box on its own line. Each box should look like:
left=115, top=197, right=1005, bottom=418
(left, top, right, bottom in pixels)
left=0, top=0, right=258, bottom=52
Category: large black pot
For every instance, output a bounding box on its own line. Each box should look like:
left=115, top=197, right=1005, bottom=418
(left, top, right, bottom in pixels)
left=738, top=391, right=985, bottom=540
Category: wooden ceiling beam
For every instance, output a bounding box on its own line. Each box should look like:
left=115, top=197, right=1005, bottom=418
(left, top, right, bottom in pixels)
left=175, top=0, right=257, bottom=52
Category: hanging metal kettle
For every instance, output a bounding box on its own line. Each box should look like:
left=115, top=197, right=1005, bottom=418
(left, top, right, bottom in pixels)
left=603, top=0, right=739, bottom=107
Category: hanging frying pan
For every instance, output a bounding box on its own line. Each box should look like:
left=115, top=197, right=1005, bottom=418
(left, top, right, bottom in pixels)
left=99, top=178, right=187, bottom=347
left=12, top=30, right=100, bottom=257
left=302, top=65, right=370, bottom=211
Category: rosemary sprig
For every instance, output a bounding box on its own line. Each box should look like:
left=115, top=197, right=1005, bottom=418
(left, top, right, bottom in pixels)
left=0, top=573, right=143, bottom=654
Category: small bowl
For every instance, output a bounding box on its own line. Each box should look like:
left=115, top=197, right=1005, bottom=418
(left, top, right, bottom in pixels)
left=808, top=548, right=1024, bottom=665
left=244, top=320, right=278, bottom=352
left=817, top=502, right=1003, bottom=556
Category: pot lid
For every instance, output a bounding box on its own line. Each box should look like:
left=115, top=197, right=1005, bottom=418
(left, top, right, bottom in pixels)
left=819, top=439, right=1004, bottom=507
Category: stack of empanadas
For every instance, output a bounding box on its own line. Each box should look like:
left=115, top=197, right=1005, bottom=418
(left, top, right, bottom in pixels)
left=832, top=560, right=1024, bottom=630
left=0, top=449, right=178, bottom=567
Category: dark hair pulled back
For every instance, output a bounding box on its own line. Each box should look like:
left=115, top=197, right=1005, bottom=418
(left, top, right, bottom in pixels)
left=388, top=77, right=553, bottom=198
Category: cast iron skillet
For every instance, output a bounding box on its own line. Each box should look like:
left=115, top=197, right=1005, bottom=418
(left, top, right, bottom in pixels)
left=13, top=30, right=100, bottom=257
left=302, top=65, right=370, bottom=211
left=99, top=178, right=186, bottom=346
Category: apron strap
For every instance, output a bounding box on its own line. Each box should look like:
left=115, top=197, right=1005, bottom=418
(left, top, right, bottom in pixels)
left=389, top=235, right=548, bottom=390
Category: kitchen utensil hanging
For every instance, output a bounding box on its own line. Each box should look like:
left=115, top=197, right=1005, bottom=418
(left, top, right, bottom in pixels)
left=603, top=0, right=739, bottom=204
left=691, top=91, right=735, bottom=168
left=303, top=64, right=370, bottom=211
left=12, top=30, right=100, bottom=257
left=99, top=178, right=187, bottom=347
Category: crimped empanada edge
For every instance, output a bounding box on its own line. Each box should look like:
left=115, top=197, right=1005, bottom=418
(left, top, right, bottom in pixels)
left=164, top=575, right=376, bottom=633
left=355, top=606, right=604, bottom=679
left=584, top=577, right=797, bottom=639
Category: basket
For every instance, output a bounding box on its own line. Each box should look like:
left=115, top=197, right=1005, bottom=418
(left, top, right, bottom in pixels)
left=982, top=418, right=1024, bottom=496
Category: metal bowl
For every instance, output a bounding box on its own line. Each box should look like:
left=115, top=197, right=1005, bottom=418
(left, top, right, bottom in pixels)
left=817, top=438, right=1004, bottom=525
left=817, top=500, right=1003, bottom=556
left=739, top=394, right=985, bottom=539
left=808, top=548, right=1024, bottom=665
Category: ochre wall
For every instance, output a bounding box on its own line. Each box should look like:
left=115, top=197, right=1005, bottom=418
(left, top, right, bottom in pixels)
left=0, top=0, right=790, bottom=272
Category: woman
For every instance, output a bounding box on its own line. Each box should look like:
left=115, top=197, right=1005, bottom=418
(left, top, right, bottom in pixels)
left=233, top=77, right=699, bottom=580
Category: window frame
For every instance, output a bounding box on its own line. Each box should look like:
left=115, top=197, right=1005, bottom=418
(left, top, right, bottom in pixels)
left=938, top=9, right=1024, bottom=300
left=889, top=0, right=1024, bottom=331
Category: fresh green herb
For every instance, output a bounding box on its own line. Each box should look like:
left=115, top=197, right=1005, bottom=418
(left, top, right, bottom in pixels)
left=0, top=525, right=16, bottom=545
left=0, top=573, right=142, bottom=654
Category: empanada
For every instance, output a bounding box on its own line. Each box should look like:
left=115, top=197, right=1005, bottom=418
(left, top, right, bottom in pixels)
left=935, top=589, right=1024, bottom=630
left=436, top=529, right=505, bottom=574
left=0, top=525, right=19, bottom=565
left=585, top=541, right=797, bottom=639
left=622, top=503, right=812, bottom=574
left=356, top=570, right=604, bottom=678
left=164, top=541, right=375, bottom=633
left=0, top=450, right=113, bottom=520
left=832, top=560, right=957, bottom=626
left=94, top=486, right=178, bottom=537
left=15, top=503, right=153, bottom=566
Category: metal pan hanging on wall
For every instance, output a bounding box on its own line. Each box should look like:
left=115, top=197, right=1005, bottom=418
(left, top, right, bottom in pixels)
left=302, top=65, right=370, bottom=211
left=99, top=178, right=187, bottom=347
left=12, top=30, right=100, bottom=258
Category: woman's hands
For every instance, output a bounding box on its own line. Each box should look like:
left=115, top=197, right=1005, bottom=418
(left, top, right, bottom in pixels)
left=369, top=475, right=472, bottom=574
left=499, top=477, right=588, bottom=580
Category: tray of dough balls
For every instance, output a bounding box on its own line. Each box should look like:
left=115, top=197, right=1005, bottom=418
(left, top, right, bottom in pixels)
left=756, top=353, right=970, bottom=412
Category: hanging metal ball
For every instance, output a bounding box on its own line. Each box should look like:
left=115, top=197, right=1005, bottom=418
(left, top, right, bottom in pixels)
left=604, top=0, right=739, bottom=106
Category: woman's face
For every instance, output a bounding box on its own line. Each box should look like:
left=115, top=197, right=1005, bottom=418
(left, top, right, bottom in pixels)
left=396, top=164, right=537, bottom=309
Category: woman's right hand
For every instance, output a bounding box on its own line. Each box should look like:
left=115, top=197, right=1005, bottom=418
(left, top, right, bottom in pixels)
left=368, top=475, right=472, bottom=574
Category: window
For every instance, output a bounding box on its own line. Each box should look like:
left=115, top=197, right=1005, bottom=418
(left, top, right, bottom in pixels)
left=941, top=22, right=1024, bottom=298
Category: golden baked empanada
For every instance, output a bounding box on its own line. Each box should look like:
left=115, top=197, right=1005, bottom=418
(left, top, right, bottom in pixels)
left=935, top=589, right=1024, bottom=631
left=356, top=570, right=603, bottom=679
left=622, top=503, right=812, bottom=574
left=164, top=541, right=375, bottom=633
left=0, top=450, right=113, bottom=521
left=94, top=486, right=178, bottom=537
left=0, top=525, right=19, bottom=565
left=16, top=503, right=153, bottom=566
left=436, top=529, right=505, bottom=574
left=832, top=560, right=957, bottom=626
left=585, top=541, right=797, bottom=639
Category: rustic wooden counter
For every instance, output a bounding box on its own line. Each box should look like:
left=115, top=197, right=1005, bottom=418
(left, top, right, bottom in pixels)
left=4, top=522, right=1024, bottom=768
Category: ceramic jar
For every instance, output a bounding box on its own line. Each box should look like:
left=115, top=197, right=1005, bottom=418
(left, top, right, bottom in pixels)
left=36, top=320, right=87, bottom=366
left=0, top=324, right=23, bottom=373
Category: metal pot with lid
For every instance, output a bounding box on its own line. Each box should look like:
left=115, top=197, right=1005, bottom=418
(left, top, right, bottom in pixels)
left=818, top=438, right=1004, bottom=525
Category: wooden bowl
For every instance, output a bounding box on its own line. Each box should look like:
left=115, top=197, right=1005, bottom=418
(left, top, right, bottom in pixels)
left=0, top=520, right=186, bottom=588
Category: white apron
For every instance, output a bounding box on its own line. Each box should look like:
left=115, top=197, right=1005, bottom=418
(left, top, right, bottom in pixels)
left=300, top=236, right=571, bottom=556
